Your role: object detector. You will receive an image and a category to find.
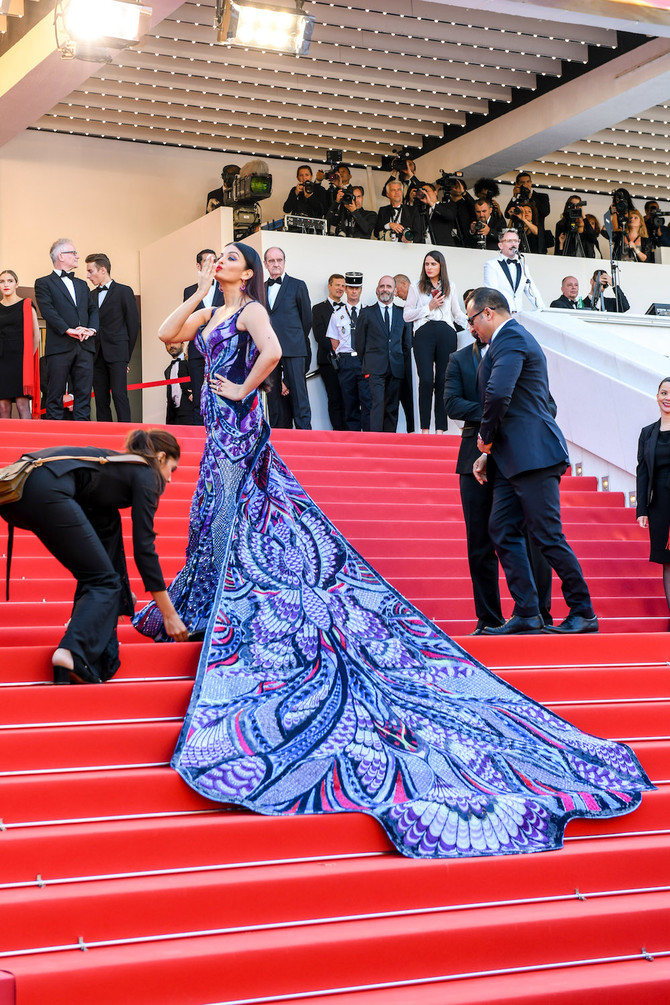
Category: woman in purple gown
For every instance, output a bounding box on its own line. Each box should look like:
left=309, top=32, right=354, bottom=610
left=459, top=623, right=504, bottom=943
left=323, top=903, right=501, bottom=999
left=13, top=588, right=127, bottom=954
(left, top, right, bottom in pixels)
left=134, top=243, right=653, bottom=859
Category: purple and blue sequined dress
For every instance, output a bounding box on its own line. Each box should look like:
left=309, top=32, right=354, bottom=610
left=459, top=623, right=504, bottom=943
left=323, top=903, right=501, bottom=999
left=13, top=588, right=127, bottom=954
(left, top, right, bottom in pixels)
left=134, top=308, right=653, bottom=859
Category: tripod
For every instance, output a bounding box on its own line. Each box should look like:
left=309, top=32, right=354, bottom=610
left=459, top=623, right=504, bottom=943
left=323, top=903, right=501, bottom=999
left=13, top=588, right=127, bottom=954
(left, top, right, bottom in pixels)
left=563, top=224, right=585, bottom=258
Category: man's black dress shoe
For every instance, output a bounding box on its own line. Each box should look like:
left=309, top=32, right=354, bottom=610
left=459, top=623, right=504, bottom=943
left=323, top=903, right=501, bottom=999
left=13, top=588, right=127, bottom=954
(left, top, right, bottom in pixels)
left=469, top=624, right=504, bottom=636
left=543, top=613, right=599, bottom=634
left=482, top=615, right=544, bottom=635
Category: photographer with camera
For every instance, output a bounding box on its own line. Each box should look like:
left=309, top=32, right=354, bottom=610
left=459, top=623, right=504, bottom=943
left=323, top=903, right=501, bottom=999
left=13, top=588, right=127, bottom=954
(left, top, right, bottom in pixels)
left=326, top=184, right=376, bottom=239
left=474, top=178, right=504, bottom=219
left=467, top=199, right=502, bottom=250
left=504, top=172, right=550, bottom=254
left=583, top=269, right=630, bottom=312
left=607, top=187, right=637, bottom=259
left=283, top=165, right=328, bottom=219
left=554, top=195, right=598, bottom=258
left=414, top=182, right=461, bottom=245
left=382, top=154, right=421, bottom=204
left=374, top=181, right=423, bottom=243
left=426, top=174, right=476, bottom=248
left=643, top=200, right=670, bottom=257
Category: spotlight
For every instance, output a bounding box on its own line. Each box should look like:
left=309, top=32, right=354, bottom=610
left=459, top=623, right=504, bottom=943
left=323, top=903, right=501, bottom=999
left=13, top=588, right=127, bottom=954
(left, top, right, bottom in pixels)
left=56, top=0, right=152, bottom=62
left=215, top=0, right=314, bottom=56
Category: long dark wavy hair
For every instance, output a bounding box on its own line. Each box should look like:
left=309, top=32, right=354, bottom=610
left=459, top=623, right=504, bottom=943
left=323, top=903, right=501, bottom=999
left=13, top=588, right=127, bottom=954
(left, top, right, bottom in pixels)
left=230, top=242, right=266, bottom=307
left=418, top=249, right=450, bottom=297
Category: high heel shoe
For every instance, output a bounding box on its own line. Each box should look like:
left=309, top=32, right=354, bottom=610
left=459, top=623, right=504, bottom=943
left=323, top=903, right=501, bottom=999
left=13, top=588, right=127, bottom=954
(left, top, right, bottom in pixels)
left=53, top=666, right=71, bottom=685
left=52, top=655, right=101, bottom=685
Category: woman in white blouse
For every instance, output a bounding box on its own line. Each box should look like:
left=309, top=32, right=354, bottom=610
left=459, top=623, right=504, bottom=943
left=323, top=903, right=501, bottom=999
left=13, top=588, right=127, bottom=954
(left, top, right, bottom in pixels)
left=403, top=249, right=467, bottom=433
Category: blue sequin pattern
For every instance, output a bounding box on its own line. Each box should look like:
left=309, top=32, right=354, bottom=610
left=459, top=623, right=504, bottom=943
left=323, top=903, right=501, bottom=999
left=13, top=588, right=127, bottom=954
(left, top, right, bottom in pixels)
left=135, top=308, right=654, bottom=859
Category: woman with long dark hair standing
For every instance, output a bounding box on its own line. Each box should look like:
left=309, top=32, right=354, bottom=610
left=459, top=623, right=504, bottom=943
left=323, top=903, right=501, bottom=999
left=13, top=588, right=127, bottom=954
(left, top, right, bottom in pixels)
left=0, top=428, right=186, bottom=684
left=403, top=249, right=467, bottom=433
left=637, top=377, right=670, bottom=618
left=0, top=269, right=40, bottom=419
left=132, top=242, right=652, bottom=861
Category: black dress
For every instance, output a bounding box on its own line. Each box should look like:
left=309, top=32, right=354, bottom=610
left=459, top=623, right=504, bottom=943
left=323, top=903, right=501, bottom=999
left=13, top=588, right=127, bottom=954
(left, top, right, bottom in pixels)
left=0, top=300, right=26, bottom=398
left=648, top=430, right=670, bottom=563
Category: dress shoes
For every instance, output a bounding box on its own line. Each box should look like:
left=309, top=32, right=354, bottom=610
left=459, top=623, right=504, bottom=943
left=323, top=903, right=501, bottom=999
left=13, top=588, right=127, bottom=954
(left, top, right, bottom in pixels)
left=482, top=615, right=545, bottom=636
left=543, top=613, right=599, bottom=634
left=469, top=624, right=504, bottom=636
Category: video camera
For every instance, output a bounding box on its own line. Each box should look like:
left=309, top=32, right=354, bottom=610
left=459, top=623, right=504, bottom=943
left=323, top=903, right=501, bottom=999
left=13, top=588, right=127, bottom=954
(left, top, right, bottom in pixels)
left=436, top=170, right=464, bottom=201
left=324, top=148, right=343, bottom=185
left=566, top=199, right=586, bottom=221
left=612, top=189, right=630, bottom=222
left=381, top=147, right=414, bottom=176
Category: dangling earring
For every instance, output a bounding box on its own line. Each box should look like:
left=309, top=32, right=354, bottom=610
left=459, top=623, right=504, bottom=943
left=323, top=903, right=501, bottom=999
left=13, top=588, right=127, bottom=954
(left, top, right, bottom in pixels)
left=240, top=280, right=247, bottom=293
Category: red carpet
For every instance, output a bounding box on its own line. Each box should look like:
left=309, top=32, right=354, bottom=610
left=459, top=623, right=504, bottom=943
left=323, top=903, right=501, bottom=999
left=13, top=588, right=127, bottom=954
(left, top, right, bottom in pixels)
left=0, top=420, right=668, bottom=1004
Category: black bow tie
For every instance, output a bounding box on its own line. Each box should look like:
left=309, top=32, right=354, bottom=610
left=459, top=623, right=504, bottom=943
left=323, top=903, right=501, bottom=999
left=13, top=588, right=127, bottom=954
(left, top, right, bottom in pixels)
left=99, top=284, right=109, bottom=291
left=268, top=277, right=282, bottom=286
left=332, top=301, right=343, bottom=307
left=60, top=271, right=75, bottom=279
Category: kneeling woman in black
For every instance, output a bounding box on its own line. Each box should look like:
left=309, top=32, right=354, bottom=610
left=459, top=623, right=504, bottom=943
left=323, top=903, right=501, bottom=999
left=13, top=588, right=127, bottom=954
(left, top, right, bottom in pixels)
left=0, top=429, right=188, bottom=684
left=637, top=377, right=670, bottom=617
left=403, top=249, right=467, bottom=433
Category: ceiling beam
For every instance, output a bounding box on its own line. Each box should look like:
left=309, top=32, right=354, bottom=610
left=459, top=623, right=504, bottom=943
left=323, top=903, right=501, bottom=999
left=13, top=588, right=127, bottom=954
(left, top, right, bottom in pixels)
left=415, top=36, right=670, bottom=181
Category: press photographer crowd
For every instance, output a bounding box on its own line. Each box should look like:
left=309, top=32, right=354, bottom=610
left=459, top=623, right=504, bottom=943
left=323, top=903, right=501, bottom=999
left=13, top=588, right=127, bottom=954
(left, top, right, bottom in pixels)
left=204, top=152, right=670, bottom=262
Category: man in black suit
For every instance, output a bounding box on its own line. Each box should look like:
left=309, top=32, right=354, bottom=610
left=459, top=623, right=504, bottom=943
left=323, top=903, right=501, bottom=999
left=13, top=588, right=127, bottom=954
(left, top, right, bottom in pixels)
left=263, top=246, right=312, bottom=429
left=329, top=185, right=377, bottom=240
left=164, top=343, right=195, bottom=424
left=312, top=274, right=346, bottom=431
left=182, top=249, right=224, bottom=424
left=466, top=287, right=597, bottom=635
left=85, top=253, right=139, bottom=422
left=445, top=338, right=555, bottom=633
left=357, top=276, right=411, bottom=432
left=467, top=199, right=503, bottom=251
left=414, top=182, right=465, bottom=246
left=582, top=270, right=630, bottom=312
left=550, top=275, right=583, bottom=310
left=374, top=181, right=422, bottom=243
left=34, top=238, right=99, bottom=421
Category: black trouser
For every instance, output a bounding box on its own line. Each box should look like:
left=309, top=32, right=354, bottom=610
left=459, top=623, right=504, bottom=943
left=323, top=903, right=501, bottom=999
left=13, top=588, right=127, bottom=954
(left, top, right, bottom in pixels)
left=336, top=354, right=371, bottom=431
left=266, top=358, right=311, bottom=429
left=399, top=352, right=415, bottom=433
left=93, top=355, right=131, bottom=422
left=319, top=361, right=346, bottom=431
left=460, top=471, right=554, bottom=628
left=489, top=463, right=593, bottom=619
left=186, top=352, right=206, bottom=426
left=1, top=467, right=123, bottom=675
left=368, top=372, right=401, bottom=433
left=46, top=345, right=94, bottom=421
left=412, top=321, right=456, bottom=431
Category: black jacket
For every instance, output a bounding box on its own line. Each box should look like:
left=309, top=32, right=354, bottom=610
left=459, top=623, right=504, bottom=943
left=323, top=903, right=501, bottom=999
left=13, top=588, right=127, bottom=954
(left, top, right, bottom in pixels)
left=265, top=274, right=312, bottom=359
left=164, top=358, right=195, bottom=425
left=356, top=304, right=411, bottom=379
left=34, top=272, right=99, bottom=357
left=94, top=280, right=140, bottom=364
left=312, top=299, right=338, bottom=368
left=582, top=288, right=630, bottom=312
left=636, top=419, right=661, bottom=516
left=374, top=204, right=423, bottom=242
left=445, top=342, right=486, bottom=474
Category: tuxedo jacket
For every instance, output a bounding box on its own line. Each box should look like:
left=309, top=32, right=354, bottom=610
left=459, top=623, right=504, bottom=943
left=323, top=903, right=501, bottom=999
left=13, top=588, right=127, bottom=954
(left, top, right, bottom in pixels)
left=477, top=318, right=568, bottom=479
left=182, top=283, right=224, bottom=365
left=95, top=281, right=140, bottom=364
left=356, top=303, right=411, bottom=379
left=164, top=359, right=194, bottom=424
left=636, top=419, right=661, bottom=516
left=374, top=204, right=423, bottom=242
left=265, top=274, right=312, bottom=359
left=550, top=294, right=581, bottom=310
left=482, top=256, right=545, bottom=313
left=312, top=299, right=338, bottom=367
left=444, top=342, right=486, bottom=474
left=34, top=272, right=99, bottom=357
left=424, top=197, right=475, bottom=247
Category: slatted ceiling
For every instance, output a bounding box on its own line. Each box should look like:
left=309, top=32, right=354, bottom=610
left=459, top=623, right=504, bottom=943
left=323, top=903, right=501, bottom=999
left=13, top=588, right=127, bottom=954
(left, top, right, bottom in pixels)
left=516, top=104, right=670, bottom=196
left=30, top=0, right=624, bottom=161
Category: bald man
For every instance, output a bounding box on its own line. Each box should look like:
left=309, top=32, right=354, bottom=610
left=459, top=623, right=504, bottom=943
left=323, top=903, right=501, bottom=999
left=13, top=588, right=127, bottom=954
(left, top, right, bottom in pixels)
left=356, top=276, right=412, bottom=432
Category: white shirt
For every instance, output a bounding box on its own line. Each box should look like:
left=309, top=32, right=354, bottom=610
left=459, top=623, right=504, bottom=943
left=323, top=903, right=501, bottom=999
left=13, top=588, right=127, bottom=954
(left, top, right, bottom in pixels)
left=403, top=280, right=468, bottom=333
left=201, top=280, right=217, bottom=310
left=97, top=278, right=113, bottom=307
left=326, top=301, right=359, bottom=354
left=54, top=268, right=76, bottom=304
left=169, top=353, right=185, bottom=407
left=267, top=275, right=284, bottom=309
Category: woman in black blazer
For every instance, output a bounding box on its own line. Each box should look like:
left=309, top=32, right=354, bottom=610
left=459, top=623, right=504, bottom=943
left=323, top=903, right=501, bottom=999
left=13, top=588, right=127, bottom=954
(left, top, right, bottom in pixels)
left=637, top=378, right=670, bottom=614
left=0, top=429, right=187, bottom=684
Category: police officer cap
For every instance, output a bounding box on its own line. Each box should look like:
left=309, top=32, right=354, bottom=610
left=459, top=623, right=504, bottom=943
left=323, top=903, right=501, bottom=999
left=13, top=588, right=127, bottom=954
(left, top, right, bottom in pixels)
left=345, top=272, right=363, bottom=287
